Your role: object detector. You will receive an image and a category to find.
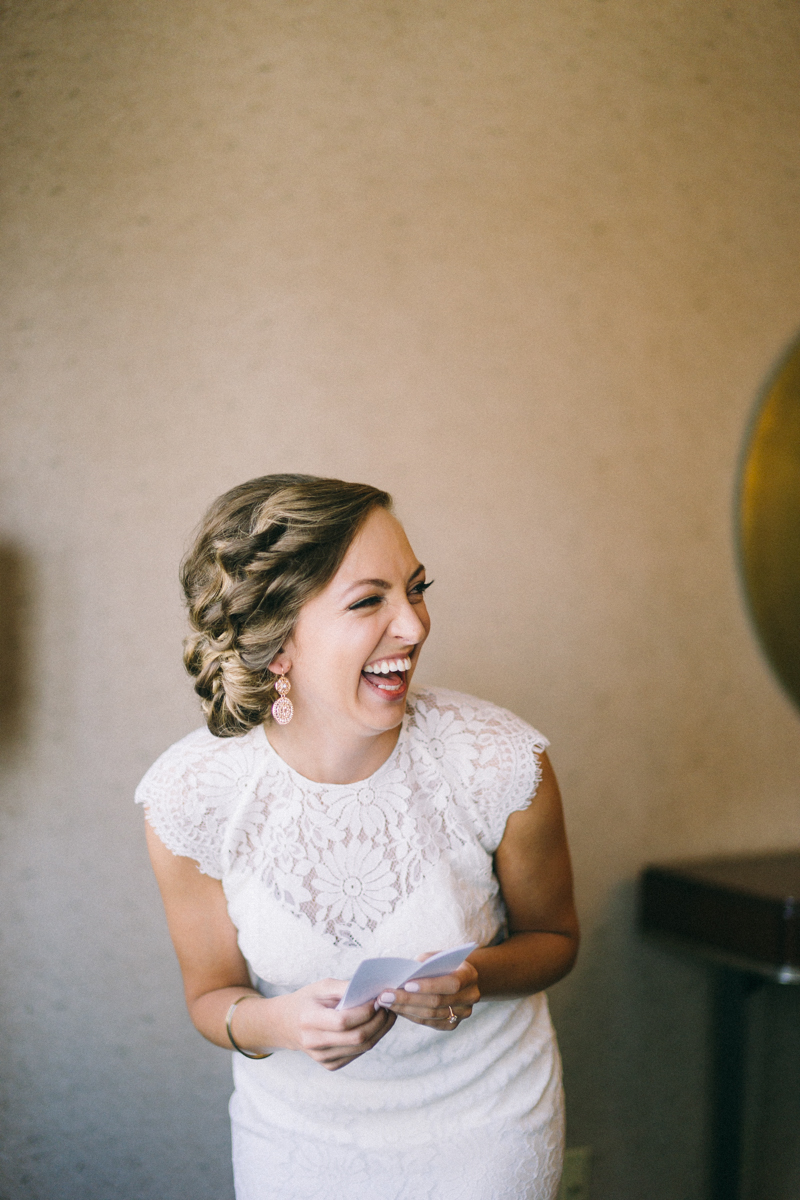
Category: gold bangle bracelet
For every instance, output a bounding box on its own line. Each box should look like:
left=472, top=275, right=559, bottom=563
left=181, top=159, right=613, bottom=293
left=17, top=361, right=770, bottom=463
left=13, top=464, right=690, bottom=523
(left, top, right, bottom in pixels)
left=225, top=994, right=272, bottom=1060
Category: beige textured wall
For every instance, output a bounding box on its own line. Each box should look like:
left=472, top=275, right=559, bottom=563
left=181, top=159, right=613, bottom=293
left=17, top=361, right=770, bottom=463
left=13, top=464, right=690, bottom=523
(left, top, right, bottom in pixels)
left=2, top=2, right=800, bottom=1197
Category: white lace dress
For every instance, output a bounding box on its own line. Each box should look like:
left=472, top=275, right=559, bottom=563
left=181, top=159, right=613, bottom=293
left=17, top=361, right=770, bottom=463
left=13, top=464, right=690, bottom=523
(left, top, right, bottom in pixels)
left=136, top=687, right=565, bottom=1200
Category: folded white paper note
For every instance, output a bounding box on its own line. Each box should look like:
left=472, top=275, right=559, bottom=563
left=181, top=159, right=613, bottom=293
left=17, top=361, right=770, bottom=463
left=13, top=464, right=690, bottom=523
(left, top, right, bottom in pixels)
left=336, top=942, right=478, bottom=1010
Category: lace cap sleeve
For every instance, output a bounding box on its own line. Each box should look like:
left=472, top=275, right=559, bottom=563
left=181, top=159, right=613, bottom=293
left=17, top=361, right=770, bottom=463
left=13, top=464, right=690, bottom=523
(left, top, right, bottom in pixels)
left=411, top=687, right=550, bottom=854
left=134, top=727, right=252, bottom=878
left=477, top=710, right=549, bottom=852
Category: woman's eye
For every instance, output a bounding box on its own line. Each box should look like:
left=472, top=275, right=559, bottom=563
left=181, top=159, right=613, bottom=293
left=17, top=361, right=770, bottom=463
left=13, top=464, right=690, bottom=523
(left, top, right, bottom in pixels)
left=348, top=595, right=383, bottom=611
left=409, top=580, right=434, bottom=602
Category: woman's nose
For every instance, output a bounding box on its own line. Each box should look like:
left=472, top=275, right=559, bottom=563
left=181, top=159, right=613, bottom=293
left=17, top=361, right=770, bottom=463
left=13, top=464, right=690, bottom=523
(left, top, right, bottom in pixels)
left=389, top=598, right=428, bottom=643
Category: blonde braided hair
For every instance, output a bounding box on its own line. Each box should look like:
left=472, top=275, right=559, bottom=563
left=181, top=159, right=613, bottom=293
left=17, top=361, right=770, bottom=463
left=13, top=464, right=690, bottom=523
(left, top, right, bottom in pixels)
left=181, top=474, right=392, bottom=737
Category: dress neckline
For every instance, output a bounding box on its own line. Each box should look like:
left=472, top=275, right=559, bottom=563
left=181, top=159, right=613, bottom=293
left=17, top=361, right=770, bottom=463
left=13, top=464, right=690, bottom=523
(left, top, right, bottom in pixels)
left=254, top=697, right=414, bottom=791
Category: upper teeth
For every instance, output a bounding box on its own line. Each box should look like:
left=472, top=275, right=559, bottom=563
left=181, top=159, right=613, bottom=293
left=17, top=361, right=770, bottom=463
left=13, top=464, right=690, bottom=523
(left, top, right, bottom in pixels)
left=363, top=656, right=412, bottom=674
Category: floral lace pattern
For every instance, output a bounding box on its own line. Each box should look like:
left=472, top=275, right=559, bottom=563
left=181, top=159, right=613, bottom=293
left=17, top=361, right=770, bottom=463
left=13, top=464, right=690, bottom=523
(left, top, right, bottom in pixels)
left=136, top=687, right=548, bottom=955
left=135, top=687, right=561, bottom=1200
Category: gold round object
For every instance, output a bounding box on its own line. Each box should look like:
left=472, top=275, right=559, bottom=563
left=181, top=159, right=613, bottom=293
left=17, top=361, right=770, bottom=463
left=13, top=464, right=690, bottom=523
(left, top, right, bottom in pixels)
left=739, top=333, right=800, bottom=710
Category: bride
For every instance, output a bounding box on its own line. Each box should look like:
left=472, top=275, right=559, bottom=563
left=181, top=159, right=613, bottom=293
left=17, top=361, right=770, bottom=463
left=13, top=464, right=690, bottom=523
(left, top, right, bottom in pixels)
left=137, top=474, right=578, bottom=1200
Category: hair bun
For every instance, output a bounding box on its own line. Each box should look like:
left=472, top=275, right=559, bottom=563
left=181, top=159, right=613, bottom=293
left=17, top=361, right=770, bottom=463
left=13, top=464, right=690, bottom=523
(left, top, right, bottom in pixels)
left=181, top=474, right=391, bottom=737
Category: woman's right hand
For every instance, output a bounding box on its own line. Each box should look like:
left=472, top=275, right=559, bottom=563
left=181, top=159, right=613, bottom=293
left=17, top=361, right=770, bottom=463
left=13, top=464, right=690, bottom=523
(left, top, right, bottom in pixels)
left=263, top=980, right=397, bottom=1071
left=145, top=825, right=396, bottom=1071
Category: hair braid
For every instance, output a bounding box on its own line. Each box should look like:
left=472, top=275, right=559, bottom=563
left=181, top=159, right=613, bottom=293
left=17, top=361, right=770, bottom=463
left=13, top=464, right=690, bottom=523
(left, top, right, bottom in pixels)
left=180, top=474, right=392, bottom=737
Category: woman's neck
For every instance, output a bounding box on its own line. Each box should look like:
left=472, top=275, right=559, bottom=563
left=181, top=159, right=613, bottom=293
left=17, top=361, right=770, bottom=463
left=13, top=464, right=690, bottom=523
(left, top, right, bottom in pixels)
left=264, top=717, right=402, bottom=785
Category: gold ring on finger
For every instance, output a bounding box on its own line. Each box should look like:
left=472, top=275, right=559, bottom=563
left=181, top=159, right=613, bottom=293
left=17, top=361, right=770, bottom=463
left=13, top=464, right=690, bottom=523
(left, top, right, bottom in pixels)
left=447, top=1006, right=458, bottom=1024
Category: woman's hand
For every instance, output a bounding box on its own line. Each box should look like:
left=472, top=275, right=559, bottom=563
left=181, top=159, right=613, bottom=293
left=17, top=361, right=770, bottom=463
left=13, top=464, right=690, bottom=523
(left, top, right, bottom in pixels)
left=144, top=823, right=396, bottom=1071
left=266, top=980, right=397, bottom=1071
left=379, top=958, right=480, bottom=1030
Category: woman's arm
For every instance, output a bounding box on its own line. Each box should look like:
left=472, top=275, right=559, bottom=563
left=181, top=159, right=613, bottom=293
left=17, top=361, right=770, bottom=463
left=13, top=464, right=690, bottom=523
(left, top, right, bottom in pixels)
left=471, top=751, right=579, bottom=996
left=385, top=752, right=579, bottom=1027
left=145, top=821, right=396, bottom=1070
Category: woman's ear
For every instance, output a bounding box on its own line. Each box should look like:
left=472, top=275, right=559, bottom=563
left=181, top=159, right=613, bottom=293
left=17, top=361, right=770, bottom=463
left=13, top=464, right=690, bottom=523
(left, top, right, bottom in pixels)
left=268, top=650, right=291, bottom=675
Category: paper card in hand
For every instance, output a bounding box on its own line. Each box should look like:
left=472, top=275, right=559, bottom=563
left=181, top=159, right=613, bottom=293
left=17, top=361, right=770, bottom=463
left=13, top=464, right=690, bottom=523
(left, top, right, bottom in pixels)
left=336, top=943, right=478, bottom=1010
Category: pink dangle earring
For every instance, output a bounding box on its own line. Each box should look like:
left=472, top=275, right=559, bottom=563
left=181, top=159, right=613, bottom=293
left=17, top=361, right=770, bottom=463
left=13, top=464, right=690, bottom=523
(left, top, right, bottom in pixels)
left=271, top=674, right=294, bottom=725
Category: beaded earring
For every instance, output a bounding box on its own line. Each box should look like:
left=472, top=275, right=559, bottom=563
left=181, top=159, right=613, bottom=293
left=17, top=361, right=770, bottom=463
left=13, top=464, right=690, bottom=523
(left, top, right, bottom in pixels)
left=271, top=674, right=293, bottom=725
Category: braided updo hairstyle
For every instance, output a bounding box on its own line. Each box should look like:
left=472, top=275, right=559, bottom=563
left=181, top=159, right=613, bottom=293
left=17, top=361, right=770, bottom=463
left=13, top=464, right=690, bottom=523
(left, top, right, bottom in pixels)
left=181, top=474, right=392, bottom=737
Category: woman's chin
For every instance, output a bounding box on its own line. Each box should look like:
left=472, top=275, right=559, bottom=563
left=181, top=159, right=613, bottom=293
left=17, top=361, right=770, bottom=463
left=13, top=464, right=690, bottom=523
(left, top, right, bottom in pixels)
left=357, top=677, right=409, bottom=728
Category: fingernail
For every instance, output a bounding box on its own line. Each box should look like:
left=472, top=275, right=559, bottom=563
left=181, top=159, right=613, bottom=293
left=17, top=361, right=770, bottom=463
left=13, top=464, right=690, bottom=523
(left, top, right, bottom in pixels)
left=402, top=982, right=420, bottom=992
left=374, top=999, right=381, bottom=1011
left=379, top=992, right=396, bottom=1004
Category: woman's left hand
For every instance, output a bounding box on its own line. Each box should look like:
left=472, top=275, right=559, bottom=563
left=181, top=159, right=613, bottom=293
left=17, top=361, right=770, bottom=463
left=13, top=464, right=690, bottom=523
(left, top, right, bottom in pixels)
left=379, top=957, right=480, bottom=1030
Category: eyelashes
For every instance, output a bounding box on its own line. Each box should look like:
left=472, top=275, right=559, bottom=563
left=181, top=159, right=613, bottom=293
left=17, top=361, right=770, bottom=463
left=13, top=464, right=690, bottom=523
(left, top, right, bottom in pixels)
left=348, top=580, right=434, bottom=611
left=349, top=596, right=382, bottom=610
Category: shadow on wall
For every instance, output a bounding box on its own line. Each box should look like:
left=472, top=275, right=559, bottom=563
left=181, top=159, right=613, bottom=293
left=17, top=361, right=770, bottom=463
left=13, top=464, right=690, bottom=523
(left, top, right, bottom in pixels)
left=0, top=541, right=31, bottom=763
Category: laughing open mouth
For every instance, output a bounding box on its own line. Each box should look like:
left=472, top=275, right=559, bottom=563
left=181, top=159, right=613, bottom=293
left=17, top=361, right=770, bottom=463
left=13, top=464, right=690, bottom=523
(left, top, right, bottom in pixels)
left=361, top=655, right=413, bottom=696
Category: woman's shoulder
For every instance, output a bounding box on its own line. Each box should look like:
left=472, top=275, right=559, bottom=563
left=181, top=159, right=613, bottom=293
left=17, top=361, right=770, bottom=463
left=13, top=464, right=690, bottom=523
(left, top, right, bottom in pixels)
left=408, top=684, right=549, bottom=751
left=407, top=686, right=550, bottom=852
left=136, top=723, right=265, bottom=792
left=134, top=724, right=267, bottom=877
left=137, top=724, right=223, bottom=777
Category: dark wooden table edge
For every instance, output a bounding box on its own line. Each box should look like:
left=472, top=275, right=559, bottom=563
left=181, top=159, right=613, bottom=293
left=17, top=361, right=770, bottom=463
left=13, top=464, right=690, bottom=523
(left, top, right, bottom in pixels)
left=642, top=929, right=800, bottom=985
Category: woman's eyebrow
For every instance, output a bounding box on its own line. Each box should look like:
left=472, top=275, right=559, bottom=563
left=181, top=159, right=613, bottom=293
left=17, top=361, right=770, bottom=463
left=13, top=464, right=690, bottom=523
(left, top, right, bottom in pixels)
left=342, top=577, right=391, bottom=595
left=342, top=565, right=425, bottom=595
